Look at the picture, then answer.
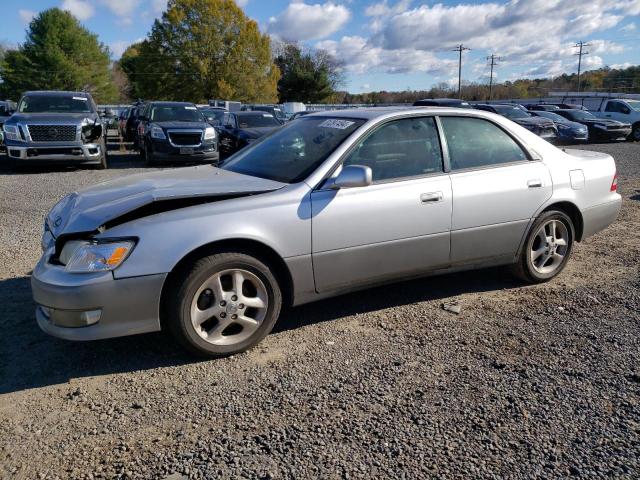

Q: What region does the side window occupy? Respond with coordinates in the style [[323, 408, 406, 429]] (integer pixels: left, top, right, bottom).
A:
[[441, 117, 528, 171], [342, 117, 443, 182], [605, 101, 621, 113]]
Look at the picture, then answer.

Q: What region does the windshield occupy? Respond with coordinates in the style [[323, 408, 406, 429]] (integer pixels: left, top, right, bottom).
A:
[[567, 110, 596, 121], [222, 117, 365, 183], [626, 100, 640, 111], [201, 109, 226, 122], [150, 105, 204, 122], [237, 114, 282, 128], [495, 106, 530, 119], [18, 95, 93, 113]]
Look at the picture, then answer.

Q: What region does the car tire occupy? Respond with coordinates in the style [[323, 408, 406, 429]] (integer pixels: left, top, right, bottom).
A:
[[512, 210, 574, 284], [630, 123, 640, 142], [165, 252, 282, 357]]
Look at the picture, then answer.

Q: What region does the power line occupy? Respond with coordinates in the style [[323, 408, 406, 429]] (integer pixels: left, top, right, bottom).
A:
[[451, 44, 471, 99], [573, 41, 591, 92], [486, 54, 504, 100]]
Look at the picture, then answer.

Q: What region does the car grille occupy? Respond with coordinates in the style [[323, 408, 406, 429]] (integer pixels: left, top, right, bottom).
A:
[[606, 125, 628, 131], [28, 124, 77, 142], [168, 132, 202, 146]]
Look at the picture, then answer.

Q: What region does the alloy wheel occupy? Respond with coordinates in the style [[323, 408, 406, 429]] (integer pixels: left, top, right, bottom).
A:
[[189, 268, 268, 346], [530, 219, 569, 275]]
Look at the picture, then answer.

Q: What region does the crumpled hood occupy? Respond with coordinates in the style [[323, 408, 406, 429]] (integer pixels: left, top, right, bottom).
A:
[[8, 112, 98, 124], [239, 127, 278, 139], [47, 166, 286, 237]]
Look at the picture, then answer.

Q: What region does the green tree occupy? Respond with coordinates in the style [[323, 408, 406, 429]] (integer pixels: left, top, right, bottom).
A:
[[0, 8, 116, 102], [274, 42, 344, 103], [121, 0, 279, 103]]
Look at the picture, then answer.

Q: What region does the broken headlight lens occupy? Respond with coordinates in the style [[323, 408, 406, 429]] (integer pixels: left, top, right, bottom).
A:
[[62, 240, 135, 273]]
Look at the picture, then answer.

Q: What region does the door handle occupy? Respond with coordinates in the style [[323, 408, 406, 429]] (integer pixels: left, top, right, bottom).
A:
[[527, 179, 543, 188], [420, 192, 443, 203]]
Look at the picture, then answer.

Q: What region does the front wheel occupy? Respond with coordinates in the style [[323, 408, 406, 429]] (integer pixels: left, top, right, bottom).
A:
[[165, 252, 282, 357], [512, 210, 574, 283], [630, 124, 640, 142], [94, 138, 108, 170]]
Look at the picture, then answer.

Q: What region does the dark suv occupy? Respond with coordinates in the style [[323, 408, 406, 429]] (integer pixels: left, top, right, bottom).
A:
[[138, 102, 219, 166], [2, 91, 107, 168]]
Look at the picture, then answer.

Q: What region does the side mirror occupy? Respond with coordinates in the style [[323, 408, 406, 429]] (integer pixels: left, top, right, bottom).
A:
[[329, 165, 372, 189]]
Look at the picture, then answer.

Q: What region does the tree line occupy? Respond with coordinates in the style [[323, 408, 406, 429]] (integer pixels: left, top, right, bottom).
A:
[[0, 0, 638, 105]]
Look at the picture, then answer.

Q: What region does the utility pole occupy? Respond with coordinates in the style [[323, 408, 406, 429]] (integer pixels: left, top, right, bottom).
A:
[[573, 41, 591, 92], [486, 54, 504, 100], [452, 44, 471, 99]]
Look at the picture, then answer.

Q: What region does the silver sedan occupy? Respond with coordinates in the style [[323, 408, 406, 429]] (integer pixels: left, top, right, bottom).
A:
[[32, 108, 621, 356]]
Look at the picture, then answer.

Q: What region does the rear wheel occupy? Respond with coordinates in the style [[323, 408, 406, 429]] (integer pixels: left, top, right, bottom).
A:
[[512, 210, 574, 283], [165, 252, 282, 357], [145, 141, 156, 166], [630, 123, 640, 142]]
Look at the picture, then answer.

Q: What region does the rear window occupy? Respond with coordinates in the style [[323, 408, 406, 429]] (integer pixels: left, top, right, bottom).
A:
[[237, 114, 281, 128]]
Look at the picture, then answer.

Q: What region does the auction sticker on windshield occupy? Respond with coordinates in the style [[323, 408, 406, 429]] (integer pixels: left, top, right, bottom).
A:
[[319, 119, 355, 129], [72, 97, 88, 101]]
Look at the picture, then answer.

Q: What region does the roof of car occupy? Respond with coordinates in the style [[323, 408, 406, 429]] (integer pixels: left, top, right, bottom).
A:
[[23, 90, 92, 97], [304, 106, 482, 120], [148, 101, 196, 107]]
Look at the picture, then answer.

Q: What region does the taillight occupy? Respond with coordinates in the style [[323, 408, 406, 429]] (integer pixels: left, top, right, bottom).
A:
[[610, 172, 618, 192]]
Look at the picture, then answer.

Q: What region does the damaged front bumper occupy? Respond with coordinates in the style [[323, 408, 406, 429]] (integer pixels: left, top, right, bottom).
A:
[[31, 248, 166, 341], [5, 141, 103, 164]]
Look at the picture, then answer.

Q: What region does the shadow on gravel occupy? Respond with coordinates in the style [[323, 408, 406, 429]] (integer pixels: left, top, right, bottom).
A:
[[0, 151, 146, 175], [631, 192, 640, 201], [0, 276, 191, 395], [0, 267, 522, 394], [275, 266, 521, 334]]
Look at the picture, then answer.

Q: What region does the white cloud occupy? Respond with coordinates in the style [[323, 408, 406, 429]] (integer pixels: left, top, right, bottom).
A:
[[317, 35, 457, 76], [60, 0, 95, 21], [235, 0, 249, 7], [365, 0, 411, 17], [620, 22, 636, 33], [364, 0, 635, 80], [267, 2, 351, 41], [99, 0, 141, 24], [151, 0, 168, 16], [109, 38, 143, 58], [18, 9, 36, 25], [610, 62, 634, 70]]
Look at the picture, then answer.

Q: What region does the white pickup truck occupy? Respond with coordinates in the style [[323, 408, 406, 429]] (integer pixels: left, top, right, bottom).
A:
[[589, 98, 640, 141]]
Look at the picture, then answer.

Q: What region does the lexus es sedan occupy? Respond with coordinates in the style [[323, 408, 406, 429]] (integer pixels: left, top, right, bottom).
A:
[[32, 108, 621, 357]]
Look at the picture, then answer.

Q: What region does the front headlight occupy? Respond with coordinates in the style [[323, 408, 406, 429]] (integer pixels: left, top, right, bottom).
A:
[[3, 124, 21, 141], [557, 124, 570, 130], [150, 126, 166, 140], [61, 240, 135, 273], [204, 126, 216, 140]]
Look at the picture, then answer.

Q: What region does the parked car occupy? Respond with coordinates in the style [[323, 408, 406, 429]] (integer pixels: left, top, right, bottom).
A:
[[474, 104, 557, 140], [554, 103, 588, 111], [554, 109, 632, 142], [198, 106, 227, 126], [0, 100, 16, 152], [99, 108, 118, 130], [117, 108, 130, 138], [121, 104, 145, 145], [3, 91, 107, 168], [241, 105, 287, 124], [525, 104, 560, 111], [587, 98, 640, 141], [413, 98, 471, 107], [32, 107, 621, 357], [137, 101, 219, 166], [217, 111, 282, 158], [528, 110, 588, 143]]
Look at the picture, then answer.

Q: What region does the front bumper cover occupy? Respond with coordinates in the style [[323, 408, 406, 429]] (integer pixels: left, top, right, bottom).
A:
[[6, 142, 103, 163], [31, 251, 166, 341]]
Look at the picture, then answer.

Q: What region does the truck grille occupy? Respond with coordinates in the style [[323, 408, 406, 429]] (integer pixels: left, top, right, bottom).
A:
[[168, 132, 202, 146], [28, 125, 77, 142]]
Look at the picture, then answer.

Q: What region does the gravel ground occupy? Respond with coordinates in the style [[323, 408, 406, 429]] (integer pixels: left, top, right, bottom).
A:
[[0, 141, 639, 479]]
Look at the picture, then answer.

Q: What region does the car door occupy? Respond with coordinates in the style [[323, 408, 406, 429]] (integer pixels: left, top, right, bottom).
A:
[[218, 113, 237, 157], [311, 116, 452, 293], [440, 116, 552, 265], [603, 100, 630, 123]]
